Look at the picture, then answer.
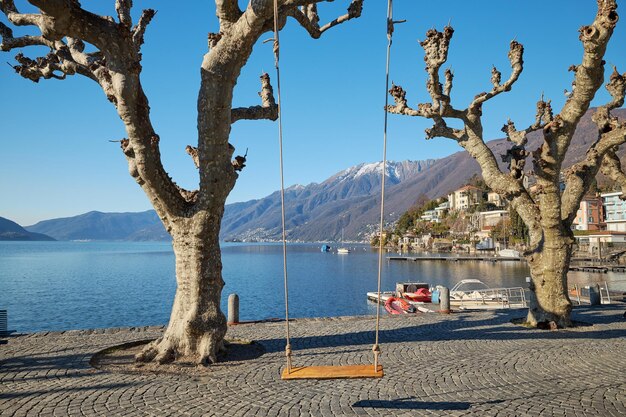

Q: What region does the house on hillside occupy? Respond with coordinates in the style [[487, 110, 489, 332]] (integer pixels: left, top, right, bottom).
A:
[[419, 201, 449, 223], [420, 209, 438, 223], [447, 185, 484, 211], [401, 232, 419, 247], [572, 195, 604, 231], [435, 201, 449, 218], [487, 191, 506, 208], [478, 210, 509, 230]]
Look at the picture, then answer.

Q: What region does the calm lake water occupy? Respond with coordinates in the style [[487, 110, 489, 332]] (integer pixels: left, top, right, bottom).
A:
[[0, 241, 622, 333]]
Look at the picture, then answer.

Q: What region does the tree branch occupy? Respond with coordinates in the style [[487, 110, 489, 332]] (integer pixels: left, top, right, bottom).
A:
[[26, 0, 119, 50], [600, 149, 626, 198], [386, 84, 422, 117], [501, 98, 553, 146], [132, 9, 156, 50], [215, 0, 242, 33], [186, 145, 200, 169], [561, 119, 626, 223], [420, 25, 454, 113], [231, 73, 278, 123], [0, 21, 52, 51], [115, 0, 132, 28], [604, 66, 626, 111], [288, 0, 363, 39], [1, 0, 44, 28], [552, 0, 618, 159], [561, 63, 626, 222], [386, 84, 466, 141], [468, 40, 524, 114]]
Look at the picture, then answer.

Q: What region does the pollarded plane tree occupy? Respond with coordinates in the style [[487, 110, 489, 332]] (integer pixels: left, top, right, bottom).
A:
[[386, 0, 625, 327], [0, 0, 363, 364]]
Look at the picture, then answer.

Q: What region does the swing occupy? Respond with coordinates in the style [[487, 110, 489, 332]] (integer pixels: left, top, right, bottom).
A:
[[272, 0, 401, 380]]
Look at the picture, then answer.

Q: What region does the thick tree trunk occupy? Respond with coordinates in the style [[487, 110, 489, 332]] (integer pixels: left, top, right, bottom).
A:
[[136, 215, 227, 365], [526, 231, 573, 328]]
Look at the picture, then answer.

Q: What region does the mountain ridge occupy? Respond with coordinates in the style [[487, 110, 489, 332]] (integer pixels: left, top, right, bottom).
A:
[[18, 107, 626, 242], [0, 216, 55, 241], [25, 210, 170, 241]]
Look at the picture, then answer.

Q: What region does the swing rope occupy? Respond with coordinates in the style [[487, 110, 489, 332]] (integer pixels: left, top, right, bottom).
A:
[[271, 0, 293, 373], [374, 0, 403, 372], [275, 0, 400, 378]]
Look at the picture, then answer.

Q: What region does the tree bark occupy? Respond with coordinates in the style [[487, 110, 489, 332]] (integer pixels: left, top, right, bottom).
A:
[[137, 216, 227, 364], [525, 229, 573, 327]]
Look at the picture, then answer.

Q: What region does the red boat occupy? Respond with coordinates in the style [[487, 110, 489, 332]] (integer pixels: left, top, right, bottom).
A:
[[384, 297, 416, 314], [402, 287, 432, 303]]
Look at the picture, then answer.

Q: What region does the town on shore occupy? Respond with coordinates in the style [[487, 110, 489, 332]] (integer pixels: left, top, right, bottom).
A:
[[376, 175, 626, 260]]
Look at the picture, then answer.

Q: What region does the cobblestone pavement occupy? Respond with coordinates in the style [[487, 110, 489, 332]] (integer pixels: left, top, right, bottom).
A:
[[1, 305, 625, 416]]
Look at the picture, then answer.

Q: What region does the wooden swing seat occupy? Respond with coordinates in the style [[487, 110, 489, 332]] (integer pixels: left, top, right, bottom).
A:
[[281, 364, 384, 380]]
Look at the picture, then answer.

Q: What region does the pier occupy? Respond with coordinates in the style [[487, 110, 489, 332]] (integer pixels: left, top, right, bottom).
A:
[[388, 256, 523, 262], [569, 265, 626, 273]]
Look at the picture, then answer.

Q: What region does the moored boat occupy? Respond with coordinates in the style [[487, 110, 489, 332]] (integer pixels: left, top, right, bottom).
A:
[[498, 248, 521, 258], [337, 228, 350, 254], [402, 287, 432, 303], [384, 297, 416, 314]]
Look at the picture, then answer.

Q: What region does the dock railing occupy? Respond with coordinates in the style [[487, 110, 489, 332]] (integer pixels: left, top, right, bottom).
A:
[[569, 279, 626, 305], [451, 287, 527, 309]]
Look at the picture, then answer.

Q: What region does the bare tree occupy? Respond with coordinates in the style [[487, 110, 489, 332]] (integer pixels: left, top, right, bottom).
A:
[[0, 0, 363, 364], [386, 0, 625, 327]]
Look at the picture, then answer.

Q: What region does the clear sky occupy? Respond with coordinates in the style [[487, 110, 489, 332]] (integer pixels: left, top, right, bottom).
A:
[[1, 1, 625, 226]]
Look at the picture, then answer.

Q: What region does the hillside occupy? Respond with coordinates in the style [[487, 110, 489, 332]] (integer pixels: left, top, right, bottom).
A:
[[221, 160, 436, 241], [25, 210, 170, 241], [0, 217, 55, 241], [222, 107, 626, 242]]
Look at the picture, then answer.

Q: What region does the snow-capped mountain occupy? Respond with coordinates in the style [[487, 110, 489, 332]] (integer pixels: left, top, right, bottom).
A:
[[220, 160, 435, 242]]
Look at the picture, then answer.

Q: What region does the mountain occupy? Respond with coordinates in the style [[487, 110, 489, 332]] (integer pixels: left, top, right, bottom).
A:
[[19, 107, 626, 243], [222, 107, 626, 242], [25, 210, 169, 241], [0, 216, 55, 241], [221, 160, 436, 242]]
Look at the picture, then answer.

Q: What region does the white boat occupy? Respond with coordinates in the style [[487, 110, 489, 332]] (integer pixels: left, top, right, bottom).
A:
[[498, 248, 521, 258], [337, 228, 350, 254], [448, 279, 527, 309]]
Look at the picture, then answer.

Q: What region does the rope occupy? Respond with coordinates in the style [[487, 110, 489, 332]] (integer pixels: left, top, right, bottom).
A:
[[373, 0, 397, 372], [272, 0, 291, 373], [275, 0, 400, 376]]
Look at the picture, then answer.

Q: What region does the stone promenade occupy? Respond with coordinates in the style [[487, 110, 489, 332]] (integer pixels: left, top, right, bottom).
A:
[[1, 305, 625, 416]]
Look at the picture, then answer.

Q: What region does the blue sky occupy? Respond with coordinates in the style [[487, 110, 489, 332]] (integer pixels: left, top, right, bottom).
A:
[[1, 1, 625, 226]]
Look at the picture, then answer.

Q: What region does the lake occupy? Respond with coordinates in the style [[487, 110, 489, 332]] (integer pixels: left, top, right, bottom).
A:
[[0, 241, 622, 333]]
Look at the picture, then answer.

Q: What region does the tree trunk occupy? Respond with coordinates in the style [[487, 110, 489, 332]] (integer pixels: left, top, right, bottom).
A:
[[526, 231, 573, 328], [136, 215, 227, 365]]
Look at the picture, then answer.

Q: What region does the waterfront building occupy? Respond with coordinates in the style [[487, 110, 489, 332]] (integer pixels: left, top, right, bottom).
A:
[[573, 195, 605, 231], [477, 210, 509, 231], [601, 191, 626, 232]]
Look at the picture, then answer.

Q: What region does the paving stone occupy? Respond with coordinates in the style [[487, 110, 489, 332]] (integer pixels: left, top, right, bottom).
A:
[[1, 305, 625, 416]]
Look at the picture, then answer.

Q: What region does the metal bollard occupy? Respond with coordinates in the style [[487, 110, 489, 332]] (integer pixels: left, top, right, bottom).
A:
[[227, 293, 239, 324], [439, 287, 451, 314], [588, 284, 601, 306]]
